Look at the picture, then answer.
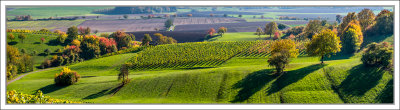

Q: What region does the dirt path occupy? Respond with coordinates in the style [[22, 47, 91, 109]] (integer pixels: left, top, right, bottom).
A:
[[6, 67, 60, 85]]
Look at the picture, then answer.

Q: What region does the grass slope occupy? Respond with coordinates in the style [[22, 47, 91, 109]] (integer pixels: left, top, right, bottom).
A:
[[7, 33, 64, 67]]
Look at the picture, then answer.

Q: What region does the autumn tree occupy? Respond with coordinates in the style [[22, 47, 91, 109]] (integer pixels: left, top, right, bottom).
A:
[[217, 27, 227, 36], [57, 34, 68, 44], [99, 37, 117, 55], [238, 14, 242, 18], [268, 39, 298, 74], [67, 26, 79, 43], [187, 14, 192, 17], [154, 33, 177, 45], [340, 20, 363, 54], [18, 33, 26, 43], [110, 30, 134, 49], [207, 28, 216, 36], [361, 42, 393, 69], [7, 33, 15, 41], [141, 34, 152, 46], [256, 27, 263, 38], [80, 35, 100, 59], [306, 29, 342, 64], [40, 37, 45, 44], [338, 12, 357, 36], [85, 27, 91, 35], [304, 20, 323, 39], [265, 22, 278, 39], [165, 19, 174, 28], [357, 8, 375, 31]]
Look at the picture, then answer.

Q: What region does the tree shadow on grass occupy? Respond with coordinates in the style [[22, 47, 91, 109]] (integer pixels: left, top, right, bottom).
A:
[[339, 64, 385, 97], [33, 42, 41, 44], [266, 64, 326, 95], [8, 41, 18, 45], [37, 84, 67, 94], [324, 53, 353, 61], [83, 84, 124, 99], [230, 69, 275, 103], [375, 78, 393, 103]]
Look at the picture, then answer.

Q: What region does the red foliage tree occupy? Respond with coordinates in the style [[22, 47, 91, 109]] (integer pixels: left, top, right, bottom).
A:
[[207, 28, 216, 36]]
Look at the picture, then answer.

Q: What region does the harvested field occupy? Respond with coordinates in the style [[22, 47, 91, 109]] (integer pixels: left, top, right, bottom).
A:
[[174, 21, 307, 32], [6, 20, 85, 31], [178, 11, 264, 17], [78, 19, 167, 32], [127, 31, 207, 43], [173, 17, 246, 25]]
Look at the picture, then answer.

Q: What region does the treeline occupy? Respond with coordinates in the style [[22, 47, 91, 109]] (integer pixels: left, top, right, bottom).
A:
[[93, 6, 177, 14], [8, 15, 78, 21]]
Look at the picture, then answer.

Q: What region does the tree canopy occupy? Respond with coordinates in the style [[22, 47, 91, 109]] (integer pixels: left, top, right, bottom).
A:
[[306, 29, 342, 63]]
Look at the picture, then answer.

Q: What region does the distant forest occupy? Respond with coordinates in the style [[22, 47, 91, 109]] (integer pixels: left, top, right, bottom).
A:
[[93, 6, 177, 14]]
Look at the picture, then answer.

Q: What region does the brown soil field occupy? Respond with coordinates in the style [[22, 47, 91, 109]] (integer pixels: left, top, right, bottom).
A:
[[173, 17, 246, 25], [78, 19, 167, 32], [127, 31, 207, 43]]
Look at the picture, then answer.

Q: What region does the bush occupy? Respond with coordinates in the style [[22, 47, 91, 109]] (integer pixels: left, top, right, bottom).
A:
[[54, 67, 80, 86], [268, 51, 290, 75], [361, 42, 393, 69], [40, 59, 52, 69], [7, 90, 82, 104]]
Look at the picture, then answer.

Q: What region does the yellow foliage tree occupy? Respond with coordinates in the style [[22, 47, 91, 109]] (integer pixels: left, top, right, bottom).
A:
[[306, 29, 342, 63]]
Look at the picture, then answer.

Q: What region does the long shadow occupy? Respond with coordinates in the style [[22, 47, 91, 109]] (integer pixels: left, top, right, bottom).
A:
[[324, 52, 353, 61], [230, 69, 275, 103], [83, 84, 122, 99], [8, 41, 18, 45], [37, 84, 67, 94], [338, 64, 385, 96], [375, 79, 393, 103], [266, 64, 326, 95]]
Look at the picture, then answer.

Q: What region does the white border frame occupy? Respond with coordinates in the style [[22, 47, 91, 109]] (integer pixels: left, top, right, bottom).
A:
[[1, 1, 399, 109]]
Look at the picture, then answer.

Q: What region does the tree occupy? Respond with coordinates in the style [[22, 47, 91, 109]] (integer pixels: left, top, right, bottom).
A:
[[217, 27, 227, 36], [340, 20, 363, 54], [67, 26, 79, 42], [110, 30, 133, 49], [57, 34, 67, 44], [268, 50, 290, 75], [265, 22, 278, 39], [119, 63, 130, 85], [207, 28, 216, 36], [141, 34, 152, 46], [223, 14, 228, 17], [371, 10, 393, 35], [7, 33, 15, 41], [238, 14, 242, 18], [278, 24, 287, 30], [210, 13, 214, 17], [85, 27, 91, 35], [357, 8, 375, 31], [40, 37, 45, 44], [165, 19, 174, 28], [18, 33, 26, 43], [256, 27, 263, 38], [80, 35, 100, 59], [321, 20, 327, 26], [273, 31, 280, 40], [71, 39, 81, 47], [361, 42, 393, 68], [123, 14, 128, 19], [268, 39, 298, 74], [338, 12, 357, 36], [304, 20, 323, 39], [306, 29, 342, 64], [187, 14, 192, 17], [94, 30, 99, 34], [336, 15, 342, 23]]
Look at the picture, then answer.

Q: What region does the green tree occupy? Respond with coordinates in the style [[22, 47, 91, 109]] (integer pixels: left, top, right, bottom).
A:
[[165, 19, 174, 28], [119, 63, 130, 85], [141, 34, 152, 46], [306, 29, 342, 64], [304, 20, 323, 39], [336, 15, 342, 23], [357, 8, 375, 31], [18, 33, 26, 43], [80, 35, 100, 59], [278, 24, 287, 30], [123, 14, 128, 19], [57, 34, 68, 44], [256, 27, 263, 38], [67, 26, 79, 42], [373, 10, 393, 35], [361, 42, 393, 69], [265, 22, 278, 39], [340, 20, 363, 54], [268, 50, 290, 75]]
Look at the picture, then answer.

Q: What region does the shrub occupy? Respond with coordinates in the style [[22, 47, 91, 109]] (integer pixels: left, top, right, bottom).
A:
[[361, 42, 393, 69], [40, 59, 52, 69], [7, 33, 15, 41], [268, 51, 290, 75], [54, 67, 80, 86], [7, 90, 82, 104]]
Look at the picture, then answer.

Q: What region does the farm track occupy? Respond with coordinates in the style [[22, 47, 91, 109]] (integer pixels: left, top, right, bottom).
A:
[[6, 67, 61, 85]]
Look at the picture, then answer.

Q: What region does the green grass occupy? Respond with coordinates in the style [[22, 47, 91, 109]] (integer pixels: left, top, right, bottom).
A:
[[208, 32, 285, 42], [6, 33, 64, 67], [7, 7, 112, 19], [7, 20, 85, 30]]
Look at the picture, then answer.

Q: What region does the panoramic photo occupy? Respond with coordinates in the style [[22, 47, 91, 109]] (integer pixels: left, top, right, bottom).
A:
[[5, 6, 394, 104]]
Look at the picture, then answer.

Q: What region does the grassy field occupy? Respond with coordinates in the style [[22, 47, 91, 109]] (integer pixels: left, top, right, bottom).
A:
[[7, 20, 85, 31], [7, 7, 112, 19], [6, 33, 64, 68], [7, 39, 393, 103]]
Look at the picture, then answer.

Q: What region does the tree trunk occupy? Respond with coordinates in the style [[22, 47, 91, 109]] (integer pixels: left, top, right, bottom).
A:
[[321, 55, 324, 64]]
